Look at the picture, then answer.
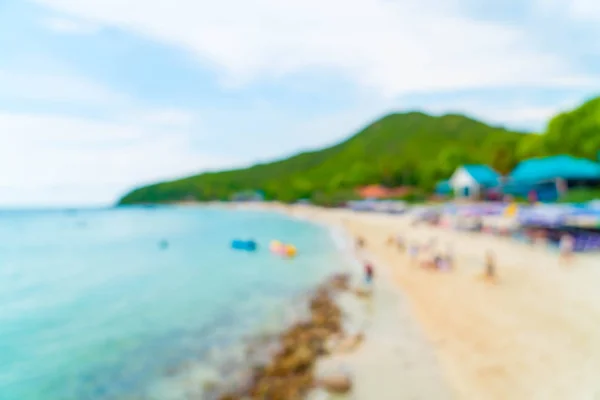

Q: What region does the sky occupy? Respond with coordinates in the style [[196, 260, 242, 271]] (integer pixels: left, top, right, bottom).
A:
[[1, 0, 599, 206]]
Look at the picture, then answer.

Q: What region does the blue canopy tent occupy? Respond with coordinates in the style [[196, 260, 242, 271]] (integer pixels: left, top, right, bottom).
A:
[[435, 180, 452, 196], [505, 155, 600, 202]]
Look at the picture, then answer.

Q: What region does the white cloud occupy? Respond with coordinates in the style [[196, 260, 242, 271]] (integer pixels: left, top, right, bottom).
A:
[[535, 0, 600, 19], [32, 0, 594, 96], [42, 16, 99, 34], [0, 111, 237, 206], [569, 0, 600, 18], [0, 69, 126, 105]]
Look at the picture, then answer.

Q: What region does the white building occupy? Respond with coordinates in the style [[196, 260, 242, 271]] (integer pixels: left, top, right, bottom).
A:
[[449, 165, 500, 199]]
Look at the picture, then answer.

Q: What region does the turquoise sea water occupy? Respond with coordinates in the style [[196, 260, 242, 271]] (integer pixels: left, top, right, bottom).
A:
[[0, 206, 348, 400]]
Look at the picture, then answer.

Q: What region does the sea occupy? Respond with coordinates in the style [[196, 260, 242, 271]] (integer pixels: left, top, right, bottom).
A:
[[0, 206, 352, 400]]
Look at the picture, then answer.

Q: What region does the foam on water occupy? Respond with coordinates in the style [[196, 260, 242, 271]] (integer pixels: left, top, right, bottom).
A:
[[0, 206, 349, 400]]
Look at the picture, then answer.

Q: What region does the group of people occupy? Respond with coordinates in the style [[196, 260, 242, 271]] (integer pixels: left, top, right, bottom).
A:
[[355, 232, 500, 286], [353, 223, 577, 290], [391, 234, 497, 280], [525, 229, 576, 265], [388, 235, 454, 272]]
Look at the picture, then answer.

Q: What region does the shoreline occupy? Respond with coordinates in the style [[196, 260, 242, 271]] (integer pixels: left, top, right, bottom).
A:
[[207, 202, 453, 399], [213, 202, 600, 400]]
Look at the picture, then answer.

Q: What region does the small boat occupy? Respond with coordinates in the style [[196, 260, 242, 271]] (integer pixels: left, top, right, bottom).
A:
[[231, 239, 258, 252]]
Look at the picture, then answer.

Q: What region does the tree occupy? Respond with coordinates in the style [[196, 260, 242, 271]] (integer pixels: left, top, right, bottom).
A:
[[515, 134, 545, 160], [436, 146, 472, 177]]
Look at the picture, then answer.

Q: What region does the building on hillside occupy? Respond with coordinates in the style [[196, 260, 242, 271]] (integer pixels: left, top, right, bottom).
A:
[[449, 165, 501, 199], [356, 184, 412, 199], [230, 190, 265, 202], [503, 155, 600, 202]]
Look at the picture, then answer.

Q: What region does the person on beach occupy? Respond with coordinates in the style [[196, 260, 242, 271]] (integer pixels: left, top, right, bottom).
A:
[[433, 254, 444, 270], [419, 257, 434, 269], [559, 233, 574, 265], [446, 243, 454, 270], [396, 234, 406, 253], [356, 236, 365, 249], [364, 262, 374, 284], [435, 253, 451, 271], [408, 243, 419, 265], [484, 250, 496, 282]]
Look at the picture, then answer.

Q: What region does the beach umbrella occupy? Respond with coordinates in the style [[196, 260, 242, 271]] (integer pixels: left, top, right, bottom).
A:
[[563, 209, 600, 228], [517, 206, 569, 227]]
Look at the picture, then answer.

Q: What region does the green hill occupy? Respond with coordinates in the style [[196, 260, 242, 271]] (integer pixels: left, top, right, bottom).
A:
[[118, 111, 526, 205], [544, 97, 600, 160]]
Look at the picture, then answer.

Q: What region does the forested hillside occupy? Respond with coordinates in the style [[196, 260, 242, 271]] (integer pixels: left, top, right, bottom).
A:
[[119, 111, 524, 204], [118, 96, 600, 205]]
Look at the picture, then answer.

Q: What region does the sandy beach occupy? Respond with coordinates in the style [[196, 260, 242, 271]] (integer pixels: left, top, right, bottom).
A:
[[228, 202, 600, 400]]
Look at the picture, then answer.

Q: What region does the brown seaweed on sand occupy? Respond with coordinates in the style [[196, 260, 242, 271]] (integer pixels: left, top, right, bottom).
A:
[[217, 273, 352, 400]]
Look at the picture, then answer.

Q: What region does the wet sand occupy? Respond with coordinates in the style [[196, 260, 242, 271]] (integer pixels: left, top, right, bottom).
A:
[[222, 202, 452, 399], [233, 202, 600, 400]]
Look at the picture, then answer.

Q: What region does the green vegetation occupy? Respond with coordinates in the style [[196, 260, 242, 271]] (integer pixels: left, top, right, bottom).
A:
[[118, 96, 600, 206], [544, 97, 600, 160], [558, 189, 600, 204]]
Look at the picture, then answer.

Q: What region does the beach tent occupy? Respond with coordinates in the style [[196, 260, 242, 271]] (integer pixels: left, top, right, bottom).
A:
[[455, 204, 505, 217], [347, 200, 377, 211], [449, 165, 501, 198], [506, 155, 600, 202], [517, 205, 573, 227], [510, 155, 600, 182], [435, 180, 452, 195]]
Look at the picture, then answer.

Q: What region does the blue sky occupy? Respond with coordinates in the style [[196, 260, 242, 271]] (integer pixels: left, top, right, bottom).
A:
[[0, 0, 599, 206]]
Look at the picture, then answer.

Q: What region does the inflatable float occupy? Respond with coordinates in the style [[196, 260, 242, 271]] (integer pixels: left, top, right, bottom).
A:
[[269, 240, 297, 258], [231, 239, 257, 252]]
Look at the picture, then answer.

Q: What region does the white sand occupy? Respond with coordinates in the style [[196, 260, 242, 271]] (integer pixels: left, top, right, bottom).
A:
[[319, 267, 453, 400], [232, 203, 600, 400]]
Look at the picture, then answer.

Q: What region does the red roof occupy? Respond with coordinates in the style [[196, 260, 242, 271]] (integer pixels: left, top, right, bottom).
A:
[[357, 185, 412, 199]]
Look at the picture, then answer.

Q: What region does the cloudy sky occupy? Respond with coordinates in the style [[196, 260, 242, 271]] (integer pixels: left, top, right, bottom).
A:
[[1, 0, 598, 206]]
